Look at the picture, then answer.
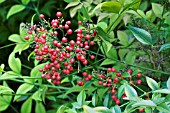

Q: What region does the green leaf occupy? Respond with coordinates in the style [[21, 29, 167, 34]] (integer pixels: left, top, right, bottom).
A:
[[94, 107, 112, 113], [128, 26, 152, 45], [77, 90, 86, 106], [0, 71, 19, 80], [103, 93, 110, 107], [167, 77, 170, 89], [101, 1, 122, 13], [132, 100, 156, 107], [83, 105, 95, 113], [13, 42, 30, 54], [80, 5, 91, 21], [125, 51, 136, 65], [21, 0, 30, 5], [121, 72, 131, 77], [146, 76, 159, 90], [118, 85, 124, 99], [8, 34, 24, 43], [0, 92, 12, 111], [157, 103, 170, 113], [97, 22, 107, 30], [65, 85, 84, 96], [32, 90, 42, 101], [13, 83, 34, 102], [20, 23, 28, 40], [0, 64, 5, 73], [159, 43, 170, 51], [124, 84, 138, 99], [7, 4, 26, 19], [117, 31, 129, 46], [65, 1, 79, 9], [35, 101, 46, 113], [31, 14, 36, 26], [0, 85, 14, 94], [100, 59, 115, 66], [154, 89, 170, 94], [112, 105, 121, 113], [97, 87, 109, 101], [152, 3, 163, 19], [96, 26, 110, 42], [8, 52, 21, 74], [30, 63, 47, 82], [21, 97, 32, 113], [92, 93, 96, 107], [0, 0, 6, 4]]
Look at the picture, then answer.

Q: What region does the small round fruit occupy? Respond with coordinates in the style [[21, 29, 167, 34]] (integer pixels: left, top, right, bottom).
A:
[[115, 99, 120, 105], [136, 79, 142, 85], [40, 14, 44, 18], [67, 29, 73, 35], [56, 12, 62, 17], [24, 36, 30, 40]]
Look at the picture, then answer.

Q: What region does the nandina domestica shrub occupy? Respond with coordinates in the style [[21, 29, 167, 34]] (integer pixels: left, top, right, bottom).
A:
[[0, 0, 170, 113]]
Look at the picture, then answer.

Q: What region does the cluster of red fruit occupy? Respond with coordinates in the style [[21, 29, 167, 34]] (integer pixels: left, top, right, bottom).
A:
[[24, 12, 96, 85], [79, 68, 143, 105]]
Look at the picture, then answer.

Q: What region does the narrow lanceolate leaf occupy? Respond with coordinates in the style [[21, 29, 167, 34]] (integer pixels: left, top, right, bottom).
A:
[[21, 0, 30, 5], [96, 26, 110, 42], [157, 103, 170, 113], [8, 34, 24, 43], [83, 105, 95, 113], [65, 1, 79, 9], [7, 4, 26, 19], [93, 107, 112, 113], [124, 84, 138, 98], [159, 43, 170, 52], [128, 26, 152, 45], [146, 76, 159, 90], [0, 85, 14, 94], [35, 101, 46, 113], [8, 52, 21, 74], [167, 77, 170, 89], [21, 97, 32, 113], [132, 100, 156, 107], [154, 89, 170, 94], [101, 1, 122, 13], [77, 90, 86, 106], [13, 83, 34, 102]]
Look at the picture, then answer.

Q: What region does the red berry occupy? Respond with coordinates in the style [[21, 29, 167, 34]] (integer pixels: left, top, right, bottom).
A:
[[78, 21, 82, 25], [136, 79, 142, 85], [64, 24, 69, 29], [82, 72, 87, 77], [70, 58, 75, 63], [87, 74, 92, 80], [90, 55, 95, 60], [90, 41, 95, 45], [98, 81, 103, 85], [56, 12, 62, 17], [136, 73, 142, 78], [24, 36, 30, 40], [78, 81, 84, 86], [70, 40, 75, 46], [111, 89, 117, 94], [107, 79, 112, 83], [85, 34, 90, 40], [66, 21, 71, 25], [138, 108, 144, 112], [116, 72, 121, 77], [114, 78, 119, 83], [103, 83, 107, 87], [111, 95, 117, 101], [115, 99, 120, 105], [108, 68, 112, 72], [39, 68, 43, 72], [77, 29, 82, 33], [62, 37, 67, 43], [127, 69, 132, 74], [111, 68, 116, 72], [40, 14, 44, 19], [67, 29, 73, 35]]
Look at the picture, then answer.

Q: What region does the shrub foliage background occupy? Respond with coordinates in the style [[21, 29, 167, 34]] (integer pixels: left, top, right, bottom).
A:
[[0, 0, 170, 113]]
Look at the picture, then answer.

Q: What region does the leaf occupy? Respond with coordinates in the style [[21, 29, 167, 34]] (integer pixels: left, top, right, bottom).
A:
[[112, 105, 121, 113], [0, 92, 12, 111], [97, 87, 109, 101], [13, 83, 34, 102], [92, 93, 96, 107], [132, 100, 156, 107], [0, 64, 5, 73], [101, 1, 122, 13], [125, 51, 136, 65], [80, 5, 91, 21], [157, 103, 170, 113], [7, 4, 26, 19], [94, 107, 112, 113], [118, 85, 124, 99], [146, 76, 159, 90], [21, 97, 32, 113], [0, 85, 14, 94], [30, 63, 48, 82], [121, 72, 131, 78], [97, 22, 107, 30], [167, 77, 170, 89], [100, 59, 115, 66], [152, 3, 163, 19], [65, 85, 84, 96], [20, 23, 28, 41], [159, 43, 170, 51], [35, 101, 46, 113], [117, 31, 129, 46], [77, 90, 86, 106], [0, 0, 6, 4], [128, 26, 152, 45], [154, 89, 170, 94], [8, 52, 21, 74], [65, 1, 79, 9], [13, 42, 30, 54], [32, 90, 42, 101], [124, 84, 138, 99], [31, 14, 36, 26], [96, 26, 110, 42], [0, 71, 19, 80], [21, 0, 30, 5], [8, 34, 24, 43], [83, 105, 95, 113], [103, 93, 110, 107]]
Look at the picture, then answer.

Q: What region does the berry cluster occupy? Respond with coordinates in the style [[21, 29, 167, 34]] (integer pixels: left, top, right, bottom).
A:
[[24, 12, 96, 85], [79, 68, 143, 105]]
